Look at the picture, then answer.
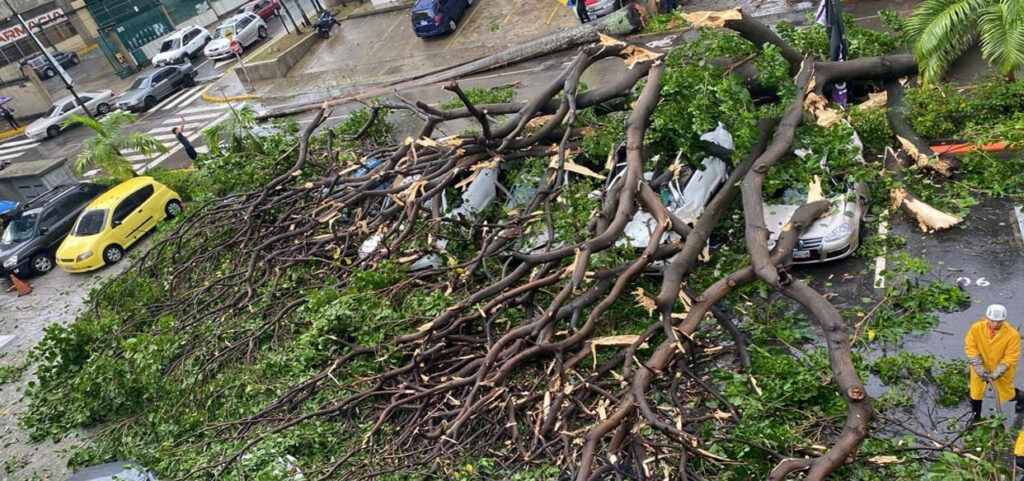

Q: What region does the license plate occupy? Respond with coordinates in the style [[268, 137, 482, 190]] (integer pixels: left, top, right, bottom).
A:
[[793, 249, 811, 259], [419, 20, 429, 25]]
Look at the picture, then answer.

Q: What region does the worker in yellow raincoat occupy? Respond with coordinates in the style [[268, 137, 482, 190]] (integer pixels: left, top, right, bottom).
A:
[[965, 304, 1023, 420], [1015, 431, 1024, 470]]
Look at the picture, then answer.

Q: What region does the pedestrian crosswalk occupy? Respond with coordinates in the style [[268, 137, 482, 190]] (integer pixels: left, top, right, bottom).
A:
[[149, 86, 206, 113], [118, 107, 231, 174], [0, 136, 41, 162]]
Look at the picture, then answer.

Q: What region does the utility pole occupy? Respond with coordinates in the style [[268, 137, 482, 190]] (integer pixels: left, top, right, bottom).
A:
[[3, 0, 93, 119]]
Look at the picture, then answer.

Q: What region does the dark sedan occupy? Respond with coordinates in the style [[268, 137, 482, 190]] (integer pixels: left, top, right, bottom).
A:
[[0, 182, 104, 278], [115, 64, 196, 112], [20, 51, 80, 79]]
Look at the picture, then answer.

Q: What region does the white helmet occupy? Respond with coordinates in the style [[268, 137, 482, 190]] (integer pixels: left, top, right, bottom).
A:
[[986, 304, 1008, 321]]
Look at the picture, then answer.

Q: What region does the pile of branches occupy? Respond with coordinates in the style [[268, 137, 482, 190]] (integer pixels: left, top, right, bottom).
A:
[[104, 11, 920, 481]]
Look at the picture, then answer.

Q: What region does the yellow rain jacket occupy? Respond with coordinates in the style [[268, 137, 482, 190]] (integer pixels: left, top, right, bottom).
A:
[[965, 319, 1020, 402]]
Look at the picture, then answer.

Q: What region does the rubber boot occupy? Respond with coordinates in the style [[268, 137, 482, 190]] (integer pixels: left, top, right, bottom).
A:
[[970, 398, 983, 421]]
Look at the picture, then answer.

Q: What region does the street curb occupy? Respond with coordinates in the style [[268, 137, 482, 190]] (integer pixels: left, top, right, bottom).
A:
[[344, 1, 414, 19], [0, 127, 25, 141]]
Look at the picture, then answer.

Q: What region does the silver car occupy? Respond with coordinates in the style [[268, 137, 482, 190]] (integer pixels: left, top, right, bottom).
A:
[[151, 26, 212, 66], [115, 65, 196, 112], [585, 0, 622, 19], [764, 125, 867, 263], [25, 90, 115, 140], [204, 12, 268, 60]]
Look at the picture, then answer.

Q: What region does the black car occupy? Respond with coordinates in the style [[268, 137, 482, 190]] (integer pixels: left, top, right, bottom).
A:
[[0, 182, 105, 277], [411, 0, 472, 37], [21, 51, 80, 79]]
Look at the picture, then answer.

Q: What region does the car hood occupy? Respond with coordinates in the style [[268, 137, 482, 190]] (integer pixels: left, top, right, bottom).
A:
[[26, 116, 55, 132], [57, 234, 100, 258], [0, 239, 31, 259], [764, 194, 855, 240], [116, 89, 148, 104], [151, 50, 179, 63], [206, 38, 230, 51]]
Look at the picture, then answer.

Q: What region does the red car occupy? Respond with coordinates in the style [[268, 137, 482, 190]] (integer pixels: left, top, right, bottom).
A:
[[238, 0, 280, 19]]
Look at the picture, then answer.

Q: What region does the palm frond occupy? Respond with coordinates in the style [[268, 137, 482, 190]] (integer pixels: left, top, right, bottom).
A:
[[907, 0, 990, 82], [119, 132, 169, 156], [978, 0, 1024, 77], [63, 113, 103, 134]]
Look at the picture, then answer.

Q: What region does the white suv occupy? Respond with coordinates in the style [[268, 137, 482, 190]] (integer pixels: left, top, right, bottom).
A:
[[204, 13, 268, 60], [151, 26, 212, 66]]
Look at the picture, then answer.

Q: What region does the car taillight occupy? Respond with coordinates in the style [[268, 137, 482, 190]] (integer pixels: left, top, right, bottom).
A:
[[434, 13, 440, 22]]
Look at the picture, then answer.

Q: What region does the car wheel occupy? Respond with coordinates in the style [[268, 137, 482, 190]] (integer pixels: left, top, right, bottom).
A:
[[143, 96, 157, 110], [96, 103, 110, 115], [29, 252, 54, 275], [70, 54, 80, 65], [102, 244, 123, 265], [46, 125, 60, 138], [258, 26, 268, 40], [165, 200, 183, 219], [448, 19, 457, 32], [184, 76, 196, 87], [43, 67, 55, 78]]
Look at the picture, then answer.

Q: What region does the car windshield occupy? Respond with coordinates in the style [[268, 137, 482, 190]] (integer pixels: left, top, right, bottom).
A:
[[215, 25, 236, 38], [72, 209, 107, 236], [159, 38, 181, 52], [129, 77, 150, 89], [1, 212, 37, 244]]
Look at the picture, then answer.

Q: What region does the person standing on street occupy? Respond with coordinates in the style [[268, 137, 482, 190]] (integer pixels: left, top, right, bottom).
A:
[[172, 117, 198, 161], [966, 304, 1023, 421], [1, 106, 17, 129], [574, 0, 591, 23]]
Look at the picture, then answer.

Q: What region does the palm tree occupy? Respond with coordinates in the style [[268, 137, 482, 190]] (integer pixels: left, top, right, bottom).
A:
[[202, 102, 259, 156], [62, 111, 168, 180], [906, 0, 1024, 83]]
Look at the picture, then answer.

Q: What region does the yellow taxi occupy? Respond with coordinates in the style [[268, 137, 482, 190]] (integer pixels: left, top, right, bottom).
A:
[[56, 177, 182, 273]]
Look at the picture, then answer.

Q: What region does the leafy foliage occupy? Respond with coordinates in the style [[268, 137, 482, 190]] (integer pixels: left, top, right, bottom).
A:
[[776, 13, 902, 60], [439, 85, 516, 110], [907, 0, 1024, 82], [67, 111, 168, 180]]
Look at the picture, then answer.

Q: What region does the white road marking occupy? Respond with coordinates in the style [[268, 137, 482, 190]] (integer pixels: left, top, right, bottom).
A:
[[0, 334, 16, 351], [83, 169, 100, 177], [0, 137, 39, 147], [162, 111, 223, 125], [0, 142, 42, 154], [170, 88, 206, 111], [162, 87, 204, 111], [873, 214, 889, 289], [143, 112, 229, 172], [1015, 205, 1024, 246], [179, 104, 226, 115], [151, 88, 193, 112], [0, 152, 27, 161]]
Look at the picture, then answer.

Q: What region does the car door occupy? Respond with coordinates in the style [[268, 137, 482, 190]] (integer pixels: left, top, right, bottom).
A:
[[110, 185, 155, 247], [184, 29, 201, 55], [236, 15, 254, 45], [152, 70, 172, 98], [36, 207, 62, 250], [54, 100, 76, 128]]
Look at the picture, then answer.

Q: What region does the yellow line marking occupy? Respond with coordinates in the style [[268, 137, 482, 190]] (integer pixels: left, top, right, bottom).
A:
[[368, 11, 406, 59], [446, 0, 484, 49], [76, 43, 98, 55], [502, 13, 510, 24], [0, 127, 24, 141], [545, 6, 557, 25]]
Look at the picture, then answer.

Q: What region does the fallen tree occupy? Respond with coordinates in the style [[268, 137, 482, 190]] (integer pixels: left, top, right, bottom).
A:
[[25, 9, 999, 481]]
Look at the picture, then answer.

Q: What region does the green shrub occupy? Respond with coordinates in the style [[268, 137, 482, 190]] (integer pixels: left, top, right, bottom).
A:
[[848, 107, 894, 154], [144, 168, 207, 202], [439, 86, 515, 110]]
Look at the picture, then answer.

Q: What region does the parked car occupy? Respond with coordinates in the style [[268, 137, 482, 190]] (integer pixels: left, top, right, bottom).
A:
[[584, 0, 622, 19], [238, 0, 281, 19], [25, 90, 115, 140], [205, 12, 268, 60], [151, 26, 212, 66], [20, 50, 79, 79], [764, 124, 867, 263], [115, 64, 196, 112], [57, 177, 182, 273], [0, 183, 104, 277], [66, 461, 157, 481], [410, 0, 472, 37]]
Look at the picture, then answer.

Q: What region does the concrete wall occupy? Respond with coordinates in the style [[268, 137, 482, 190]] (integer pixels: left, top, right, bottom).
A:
[[0, 75, 53, 119], [240, 32, 316, 81]]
